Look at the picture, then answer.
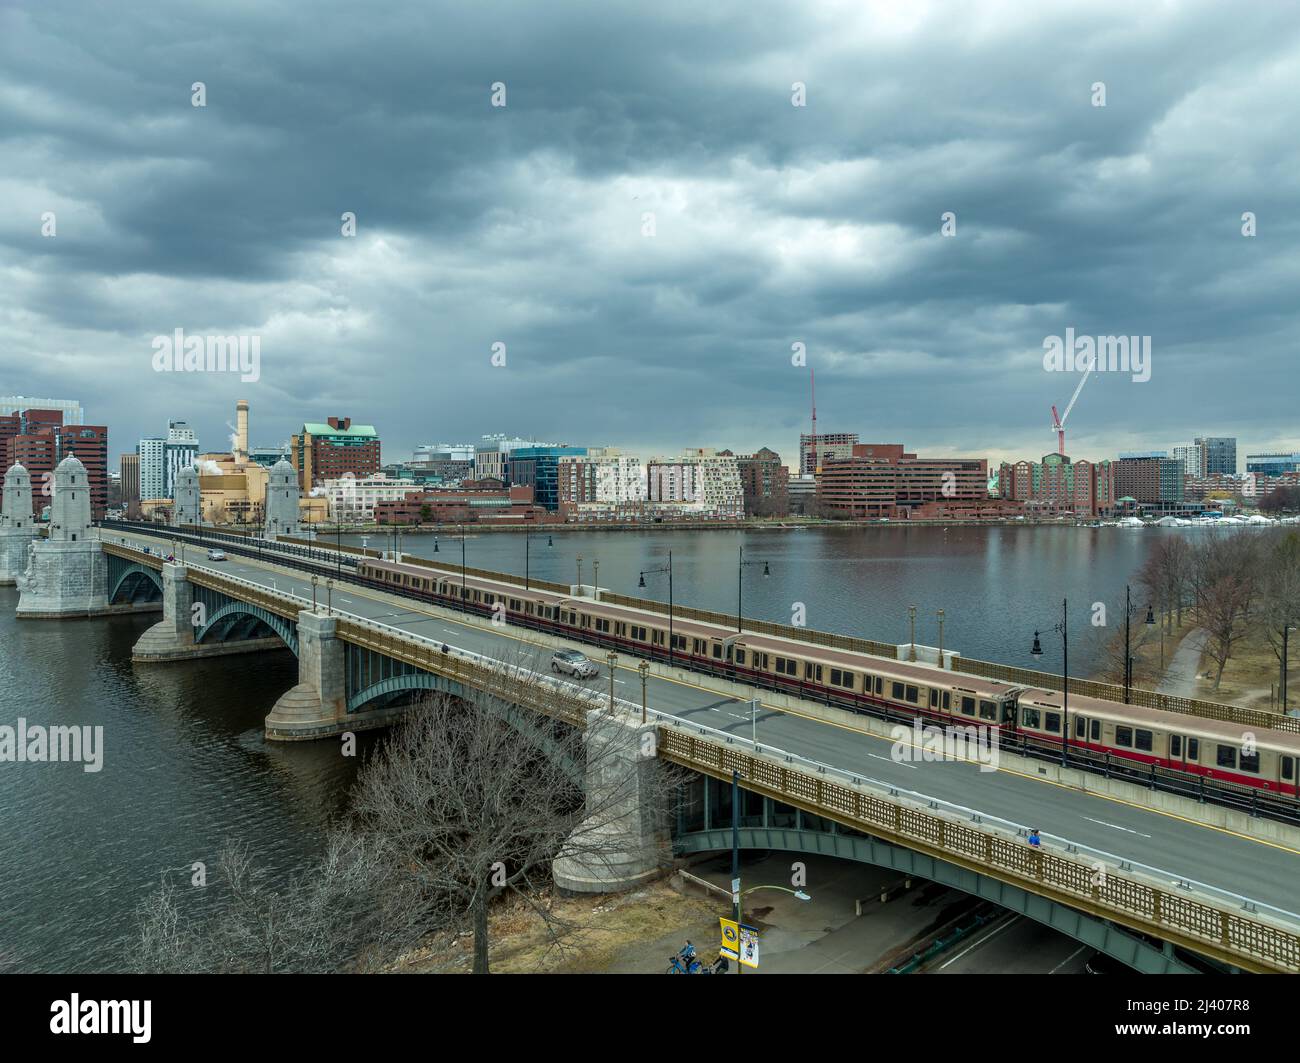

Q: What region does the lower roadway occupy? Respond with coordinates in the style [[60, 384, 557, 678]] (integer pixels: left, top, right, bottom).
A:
[[108, 528, 1300, 922]]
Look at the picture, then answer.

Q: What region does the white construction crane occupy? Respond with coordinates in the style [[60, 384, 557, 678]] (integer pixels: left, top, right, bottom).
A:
[[1051, 353, 1095, 457]]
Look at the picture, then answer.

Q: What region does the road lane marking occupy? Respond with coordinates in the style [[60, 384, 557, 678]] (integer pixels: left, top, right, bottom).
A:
[[1050, 944, 1088, 974], [938, 915, 1019, 970], [1082, 817, 1152, 838]]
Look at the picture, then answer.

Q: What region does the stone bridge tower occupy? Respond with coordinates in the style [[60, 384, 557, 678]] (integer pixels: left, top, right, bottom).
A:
[[265, 458, 300, 538], [174, 464, 201, 525], [16, 455, 108, 616], [0, 462, 36, 584]]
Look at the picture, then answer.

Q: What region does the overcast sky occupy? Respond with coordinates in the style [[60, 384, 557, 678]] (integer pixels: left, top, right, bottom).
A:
[[2, 0, 1297, 470]]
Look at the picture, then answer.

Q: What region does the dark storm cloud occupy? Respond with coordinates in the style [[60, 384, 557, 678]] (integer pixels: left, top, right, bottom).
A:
[[2, 0, 1298, 466]]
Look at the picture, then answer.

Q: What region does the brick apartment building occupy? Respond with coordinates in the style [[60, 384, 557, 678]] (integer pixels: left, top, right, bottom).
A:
[[373, 480, 549, 525], [998, 452, 1116, 517], [816, 443, 988, 519], [732, 447, 789, 517], [1, 408, 109, 519], [291, 417, 381, 488]]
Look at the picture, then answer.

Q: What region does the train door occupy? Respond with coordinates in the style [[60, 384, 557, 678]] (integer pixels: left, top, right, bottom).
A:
[[1281, 754, 1297, 797], [1169, 734, 1199, 773]]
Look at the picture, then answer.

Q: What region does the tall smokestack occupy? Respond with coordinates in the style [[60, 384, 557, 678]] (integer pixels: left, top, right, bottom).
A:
[[235, 399, 249, 465]]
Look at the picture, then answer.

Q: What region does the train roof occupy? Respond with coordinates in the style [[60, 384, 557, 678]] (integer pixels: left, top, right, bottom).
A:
[[1019, 687, 1300, 751]]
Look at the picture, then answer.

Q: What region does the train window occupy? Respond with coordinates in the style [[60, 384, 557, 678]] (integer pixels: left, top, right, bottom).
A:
[[961, 696, 975, 715], [1021, 708, 1040, 728], [978, 699, 995, 720], [1187, 738, 1199, 761], [1087, 719, 1098, 741], [632, 625, 647, 641], [1216, 745, 1236, 770], [712, 644, 723, 659], [807, 663, 823, 682], [929, 689, 938, 708], [832, 669, 854, 689], [672, 634, 687, 650], [892, 682, 906, 701], [1284, 757, 1294, 781], [1135, 730, 1153, 752], [1240, 750, 1259, 774], [1170, 735, 1182, 757], [906, 685, 919, 703], [1044, 712, 1060, 734], [595, 618, 611, 634], [652, 630, 664, 645], [875, 677, 883, 696], [511, 599, 521, 611], [1115, 726, 1132, 748], [776, 657, 798, 676], [943, 692, 951, 710], [1075, 716, 1086, 739], [735, 649, 746, 665]]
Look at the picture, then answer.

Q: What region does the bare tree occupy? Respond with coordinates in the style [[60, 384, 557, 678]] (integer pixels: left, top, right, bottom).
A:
[[1258, 531, 1300, 706], [348, 676, 676, 973], [130, 654, 679, 974]]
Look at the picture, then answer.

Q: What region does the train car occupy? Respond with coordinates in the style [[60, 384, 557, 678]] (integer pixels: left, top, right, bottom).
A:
[[1016, 688, 1300, 795], [352, 555, 1300, 797]]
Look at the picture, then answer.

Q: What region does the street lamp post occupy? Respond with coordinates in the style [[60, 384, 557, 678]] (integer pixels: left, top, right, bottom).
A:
[[311, 575, 318, 611], [1031, 598, 1070, 765], [593, 559, 600, 597], [908, 605, 917, 662], [937, 609, 946, 668], [639, 660, 649, 723], [607, 652, 618, 712], [326, 577, 334, 616], [577, 555, 584, 595], [639, 552, 674, 666], [737, 546, 770, 633]]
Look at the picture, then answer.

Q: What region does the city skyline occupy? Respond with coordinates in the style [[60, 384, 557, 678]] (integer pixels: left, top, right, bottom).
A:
[[3, 1, 1299, 468]]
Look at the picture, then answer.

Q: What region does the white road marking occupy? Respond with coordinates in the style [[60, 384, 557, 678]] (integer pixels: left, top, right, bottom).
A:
[[1082, 817, 1152, 838], [938, 916, 1019, 970], [1050, 944, 1088, 974]]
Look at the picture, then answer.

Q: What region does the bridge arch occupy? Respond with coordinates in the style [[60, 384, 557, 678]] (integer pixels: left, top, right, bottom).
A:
[[195, 600, 299, 656], [675, 824, 1201, 974], [107, 561, 163, 605]]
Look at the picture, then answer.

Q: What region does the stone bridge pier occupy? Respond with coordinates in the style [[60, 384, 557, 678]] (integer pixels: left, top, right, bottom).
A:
[[132, 563, 283, 662], [553, 710, 670, 894]]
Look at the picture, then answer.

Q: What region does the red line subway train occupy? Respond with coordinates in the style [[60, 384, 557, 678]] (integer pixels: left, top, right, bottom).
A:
[[356, 557, 1300, 797]]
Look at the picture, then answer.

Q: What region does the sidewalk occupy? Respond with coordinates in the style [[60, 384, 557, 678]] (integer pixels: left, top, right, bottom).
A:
[[1157, 627, 1208, 698]]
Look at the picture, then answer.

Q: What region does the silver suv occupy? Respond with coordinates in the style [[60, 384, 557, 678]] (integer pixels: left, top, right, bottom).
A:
[[551, 650, 598, 679]]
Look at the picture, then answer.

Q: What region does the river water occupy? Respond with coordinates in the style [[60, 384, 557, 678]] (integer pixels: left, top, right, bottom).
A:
[[1, 524, 1163, 971]]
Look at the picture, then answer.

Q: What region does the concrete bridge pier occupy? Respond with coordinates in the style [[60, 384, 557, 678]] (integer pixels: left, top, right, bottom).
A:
[[131, 563, 196, 660], [264, 611, 349, 741], [553, 710, 670, 894]]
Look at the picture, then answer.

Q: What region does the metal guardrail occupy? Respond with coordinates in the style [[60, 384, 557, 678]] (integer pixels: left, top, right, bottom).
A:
[[100, 535, 1300, 971]]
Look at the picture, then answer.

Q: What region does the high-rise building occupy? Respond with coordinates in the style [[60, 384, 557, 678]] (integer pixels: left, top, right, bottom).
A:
[[1196, 437, 1237, 476], [120, 454, 140, 505], [138, 437, 166, 499], [556, 448, 646, 511], [291, 417, 381, 488], [164, 420, 199, 497], [817, 443, 987, 519], [799, 432, 858, 476], [1171, 443, 1206, 479]]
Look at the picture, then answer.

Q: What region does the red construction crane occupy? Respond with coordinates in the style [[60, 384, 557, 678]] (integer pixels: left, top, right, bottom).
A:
[[1051, 358, 1095, 457]]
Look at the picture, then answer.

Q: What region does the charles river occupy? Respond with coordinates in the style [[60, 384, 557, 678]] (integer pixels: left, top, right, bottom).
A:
[[1, 524, 1162, 971]]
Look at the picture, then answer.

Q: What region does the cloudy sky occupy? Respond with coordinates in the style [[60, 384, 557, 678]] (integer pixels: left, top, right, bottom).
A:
[[2, 0, 1298, 470]]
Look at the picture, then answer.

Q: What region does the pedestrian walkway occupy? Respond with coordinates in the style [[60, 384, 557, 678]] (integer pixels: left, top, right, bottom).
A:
[[1157, 627, 1208, 698]]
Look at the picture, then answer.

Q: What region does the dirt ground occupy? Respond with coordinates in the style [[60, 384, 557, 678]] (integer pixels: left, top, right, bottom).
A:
[[392, 875, 722, 974]]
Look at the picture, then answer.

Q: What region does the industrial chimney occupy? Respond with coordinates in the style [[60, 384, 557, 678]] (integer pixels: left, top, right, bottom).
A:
[[235, 399, 249, 465]]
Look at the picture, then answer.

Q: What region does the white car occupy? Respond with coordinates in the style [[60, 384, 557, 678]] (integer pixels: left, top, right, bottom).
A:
[[551, 650, 598, 679], [207, 549, 227, 561]]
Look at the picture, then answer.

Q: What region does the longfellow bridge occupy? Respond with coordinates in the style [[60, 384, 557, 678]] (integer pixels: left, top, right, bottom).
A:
[[17, 516, 1300, 975]]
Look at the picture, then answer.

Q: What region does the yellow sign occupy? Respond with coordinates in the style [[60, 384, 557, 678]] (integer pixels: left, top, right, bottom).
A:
[[719, 918, 740, 961], [720, 917, 760, 968]]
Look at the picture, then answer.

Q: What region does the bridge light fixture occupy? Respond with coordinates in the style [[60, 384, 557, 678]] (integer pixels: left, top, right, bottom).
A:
[[1145, 604, 1156, 626], [1030, 631, 1043, 657]]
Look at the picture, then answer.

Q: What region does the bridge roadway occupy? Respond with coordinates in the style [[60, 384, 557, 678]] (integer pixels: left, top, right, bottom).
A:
[[109, 528, 1300, 925]]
